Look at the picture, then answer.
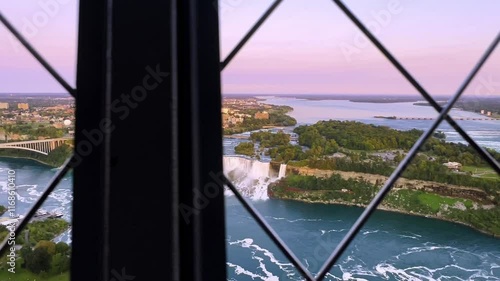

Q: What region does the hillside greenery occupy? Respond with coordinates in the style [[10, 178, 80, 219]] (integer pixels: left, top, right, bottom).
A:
[[270, 174, 500, 236], [243, 121, 499, 195], [0, 218, 70, 278], [250, 131, 290, 148], [1, 124, 65, 141]]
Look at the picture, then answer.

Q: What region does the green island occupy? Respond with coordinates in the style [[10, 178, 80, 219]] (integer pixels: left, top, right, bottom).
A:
[[240, 120, 500, 236], [0, 217, 70, 280], [235, 131, 291, 158]]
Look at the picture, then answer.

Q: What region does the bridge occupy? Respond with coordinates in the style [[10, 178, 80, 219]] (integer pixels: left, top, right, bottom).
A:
[[0, 138, 71, 155]]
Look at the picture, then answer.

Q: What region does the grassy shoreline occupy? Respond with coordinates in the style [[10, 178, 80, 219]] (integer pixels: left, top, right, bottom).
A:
[[269, 195, 499, 238], [0, 270, 69, 281], [269, 173, 500, 237]]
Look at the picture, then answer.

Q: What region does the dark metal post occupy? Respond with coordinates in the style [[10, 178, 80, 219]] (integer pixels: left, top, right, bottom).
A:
[[176, 0, 227, 280], [73, 1, 107, 280], [105, 1, 176, 280], [74, 0, 226, 280]]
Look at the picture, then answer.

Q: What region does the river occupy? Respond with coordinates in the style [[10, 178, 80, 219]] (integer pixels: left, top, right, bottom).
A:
[[0, 97, 498, 280], [0, 157, 73, 243], [225, 97, 500, 280], [226, 197, 500, 280], [259, 97, 500, 152]]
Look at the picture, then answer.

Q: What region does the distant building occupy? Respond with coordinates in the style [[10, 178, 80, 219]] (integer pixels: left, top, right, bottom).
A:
[[329, 152, 347, 159], [0, 103, 8, 109], [487, 111, 492, 116], [443, 162, 462, 171], [221, 107, 229, 114], [17, 103, 29, 110], [254, 111, 269, 120], [480, 109, 485, 114]]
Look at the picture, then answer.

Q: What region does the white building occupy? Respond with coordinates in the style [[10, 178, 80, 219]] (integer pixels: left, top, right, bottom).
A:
[[443, 162, 462, 170]]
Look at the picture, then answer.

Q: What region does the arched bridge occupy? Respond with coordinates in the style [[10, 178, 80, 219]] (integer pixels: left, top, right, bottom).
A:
[[0, 138, 71, 155]]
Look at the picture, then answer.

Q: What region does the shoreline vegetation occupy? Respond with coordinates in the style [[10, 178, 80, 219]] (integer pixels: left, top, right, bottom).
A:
[[270, 189, 499, 238], [0, 218, 71, 279], [0, 144, 72, 168], [413, 99, 500, 118], [234, 118, 500, 237], [268, 171, 500, 237]]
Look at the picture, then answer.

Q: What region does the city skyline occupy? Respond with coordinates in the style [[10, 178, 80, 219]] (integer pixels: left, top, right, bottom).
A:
[[0, 0, 499, 95]]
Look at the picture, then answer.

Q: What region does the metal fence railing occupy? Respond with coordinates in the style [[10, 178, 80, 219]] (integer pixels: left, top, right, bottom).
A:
[[0, 12, 75, 258], [1, 2, 499, 280], [219, 1, 499, 280]]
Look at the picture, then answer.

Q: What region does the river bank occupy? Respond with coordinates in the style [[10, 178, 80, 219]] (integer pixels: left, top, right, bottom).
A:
[[268, 193, 500, 238], [269, 168, 500, 237], [0, 144, 72, 168], [0, 155, 57, 167]]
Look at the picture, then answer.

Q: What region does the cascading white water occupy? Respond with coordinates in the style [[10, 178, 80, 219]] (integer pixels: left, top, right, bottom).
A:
[[223, 156, 279, 200], [278, 164, 287, 179]]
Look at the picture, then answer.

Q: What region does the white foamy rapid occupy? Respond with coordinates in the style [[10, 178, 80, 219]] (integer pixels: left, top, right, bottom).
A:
[[223, 156, 282, 200], [227, 238, 297, 281], [278, 164, 287, 179]]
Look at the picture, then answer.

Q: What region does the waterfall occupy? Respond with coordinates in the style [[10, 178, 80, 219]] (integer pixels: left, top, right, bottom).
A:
[[278, 164, 287, 179], [223, 156, 279, 200]]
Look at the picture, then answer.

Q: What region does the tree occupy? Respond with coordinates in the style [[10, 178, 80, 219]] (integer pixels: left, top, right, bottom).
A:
[[55, 242, 70, 255], [2, 125, 13, 142], [234, 142, 255, 157], [298, 127, 322, 147], [26, 247, 51, 274], [20, 246, 33, 269], [35, 240, 56, 255], [51, 253, 70, 274]]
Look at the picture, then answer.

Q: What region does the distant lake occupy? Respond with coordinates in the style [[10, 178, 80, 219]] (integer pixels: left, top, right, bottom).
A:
[[260, 96, 500, 152], [223, 96, 500, 281]]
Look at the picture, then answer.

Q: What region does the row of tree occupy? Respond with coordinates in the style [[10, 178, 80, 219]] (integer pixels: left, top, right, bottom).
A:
[[234, 142, 255, 156], [297, 155, 499, 203], [250, 120, 499, 197], [250, 131, 290, 148], [293, 120, 500, 166], [272, 174, 379, 204], [1, 124, 65, 141], [294, 120, 422, 151], [0, 218, 70, 277], [19, 240, 70, 275]]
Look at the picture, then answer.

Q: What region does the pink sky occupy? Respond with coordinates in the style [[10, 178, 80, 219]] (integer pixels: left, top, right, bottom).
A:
[[1, 0, 499, 96]]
